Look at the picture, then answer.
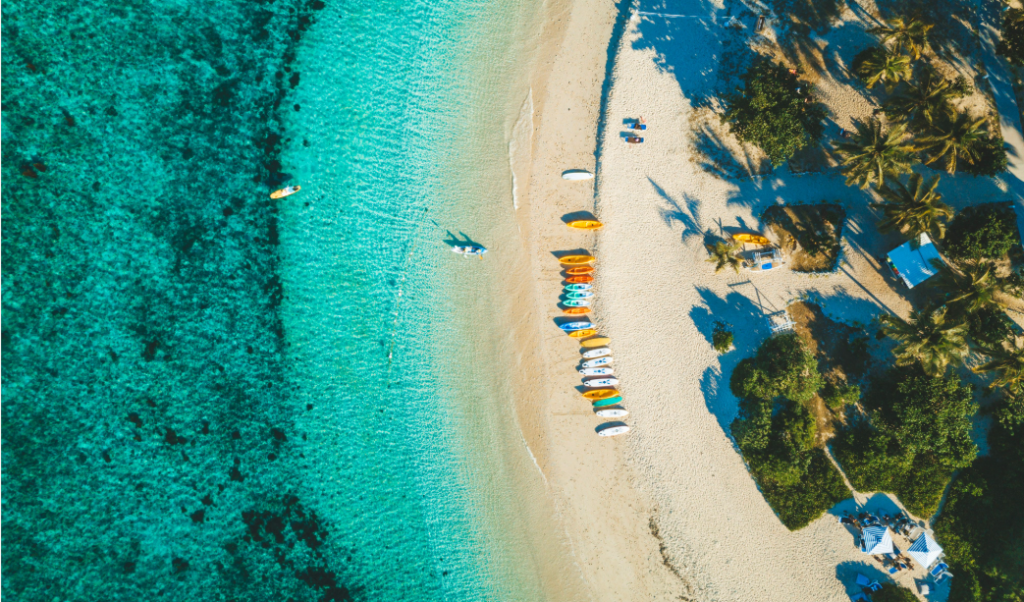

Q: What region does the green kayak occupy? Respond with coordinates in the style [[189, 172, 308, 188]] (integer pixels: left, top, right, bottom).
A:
[[591, 396, 622, 408]]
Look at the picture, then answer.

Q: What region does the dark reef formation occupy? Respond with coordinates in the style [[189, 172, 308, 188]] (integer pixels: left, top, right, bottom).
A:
[[1, 1, 355, 599]]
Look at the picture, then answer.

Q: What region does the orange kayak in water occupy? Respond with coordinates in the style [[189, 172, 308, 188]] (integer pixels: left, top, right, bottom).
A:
[[566, 266, 594, 275], [270, 185, 301, 199], [566, 275, 594, 284]]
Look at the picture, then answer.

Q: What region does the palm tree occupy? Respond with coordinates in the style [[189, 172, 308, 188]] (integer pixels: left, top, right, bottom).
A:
[[873, 173, 953, 240], [836, 120, 917, 189], [854, 46, 913, 92], [933, 261, 1014, 314], [706, 241, 742, 273], [882, 69, 955, 129], [879, 305, 969, 376], [974, 337, 1024, 394], [868, 17, 935, 60], [920, 112, 988, 174]]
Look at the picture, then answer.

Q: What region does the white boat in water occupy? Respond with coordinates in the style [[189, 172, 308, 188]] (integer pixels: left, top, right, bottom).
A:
[[562, 169, 594, 180], [585, 377, 619, 387], [582, 347, 611, 359], [452, 245, 487, 258], [579, 367, 614, 376], [597, 424, 630, 437], [582, 356, 612, 368], [596, 408, 629, 418]]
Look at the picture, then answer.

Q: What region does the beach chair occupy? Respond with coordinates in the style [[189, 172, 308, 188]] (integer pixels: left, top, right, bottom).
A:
[[930, 563, 949, 577], [869, 581, 883, 592], [855, 574, 871, 587]]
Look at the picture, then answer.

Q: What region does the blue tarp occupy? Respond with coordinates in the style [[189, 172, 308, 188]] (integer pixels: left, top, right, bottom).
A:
[[886, 234, 944, 289]]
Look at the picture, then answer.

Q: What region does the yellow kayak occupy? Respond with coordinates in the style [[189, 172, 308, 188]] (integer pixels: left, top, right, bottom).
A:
[[567, 220, 603, 230], [583, 389, 620, 400], [270, 185, 301, 199], [732, 232, 769, 245], [568, 328, 598, 339], [559, 254, 595, 265], [580, 336, 610, 348]]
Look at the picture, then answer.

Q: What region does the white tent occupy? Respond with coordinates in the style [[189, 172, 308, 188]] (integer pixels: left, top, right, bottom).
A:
[[860, 526, 894, 554], [908, 532, 943, 568]]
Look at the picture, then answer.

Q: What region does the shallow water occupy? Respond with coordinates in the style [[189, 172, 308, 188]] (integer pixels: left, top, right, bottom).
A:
[[2, 0, 566, 600]]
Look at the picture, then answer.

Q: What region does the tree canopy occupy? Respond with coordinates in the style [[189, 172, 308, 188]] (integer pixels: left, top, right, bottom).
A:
[[730, 332, 824, 403], [997, 8, 1024, 67]]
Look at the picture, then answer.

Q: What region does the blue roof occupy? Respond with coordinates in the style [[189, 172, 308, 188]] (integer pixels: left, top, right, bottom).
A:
[[887, 234, 944, 288]]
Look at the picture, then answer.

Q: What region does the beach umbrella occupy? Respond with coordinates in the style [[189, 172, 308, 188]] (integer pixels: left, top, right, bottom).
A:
[[907, 532, 943, 567], [860, 526, 894, 554]]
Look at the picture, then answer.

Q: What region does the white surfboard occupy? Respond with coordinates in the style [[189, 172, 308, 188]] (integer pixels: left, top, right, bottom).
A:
[[597, 424, 630, 437], [579, 367, 614, 376], [596, 408, 629, 418], [582, 356, 612, 368], [582, 347, 611, 359], [562, 169, 594, 180], [584, 377, 619, 387]]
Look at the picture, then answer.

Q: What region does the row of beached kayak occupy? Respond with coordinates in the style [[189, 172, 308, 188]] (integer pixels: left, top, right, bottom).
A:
[[557, 253, 629, 438]]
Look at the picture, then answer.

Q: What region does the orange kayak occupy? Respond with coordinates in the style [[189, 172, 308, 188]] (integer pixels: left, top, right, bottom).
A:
[[566, 275, 594, 284], [566, 266, 594, 275], [567, 220, 603, 230], [559, 255, 595, 265], [568, 328, 598, 339], [270, 185, 301, 199], [563, 307, 590, 315], [583, 389, 619, 400]]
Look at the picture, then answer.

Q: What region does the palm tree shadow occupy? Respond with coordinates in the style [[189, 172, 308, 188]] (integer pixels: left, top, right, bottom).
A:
[[649, 177, 705, 243], [443, 230, 483, 247]]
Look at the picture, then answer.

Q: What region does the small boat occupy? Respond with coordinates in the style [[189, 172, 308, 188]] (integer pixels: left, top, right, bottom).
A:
[[580, 337, 610, 348], [560, 321, 594, 332], [270, 185, 301, 199], [563, 307, 590, 315], [582, 356, 612, 368], [596, 408, 629, 418], [563, 299, 591, 307], [585, 377, 619, 387], [562, 169, 594, 180], [567, 220, 603, 230], [583, 389, 619, 400], [582, 347, 610, 359], [580, 367, 614, 376], [591, 396, 623, 407], [566, 275, 594, 284], [568, 328, 598, 339], [451, 245, 488, 258], [732, 232, 770, 245], [559, 255, 595, 265], [597, 424, 630, 437], [565, 283, 592, 291], [566, 291, 594, 299], [625, 137, 644, 144], [566, 266, 594, 275]]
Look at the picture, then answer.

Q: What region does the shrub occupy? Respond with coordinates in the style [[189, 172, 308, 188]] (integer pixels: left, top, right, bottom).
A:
[[871, 583, 919, 602], [960, 135, 1009, 177], [944, 203, 1020, 261], [730, 333, 824, 402], [822, 382, 861, 409], [712, 322, 734, 353], [722, 61, 828, 166], [950, 75, 974, 98], [967, 306, 1015, 348], [997, 8, 1024, 67], [745, 447, 849, 529]]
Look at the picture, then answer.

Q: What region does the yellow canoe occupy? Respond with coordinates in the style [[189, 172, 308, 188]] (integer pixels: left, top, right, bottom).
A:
[[559, 255, 595, 265], [583, 389, 620, 400], [567, 220, 604, 230], [580, 336, 610, 348], [568, 328, 598, 339], [270, 185, 301, 199], [732, 232, 769, 245]]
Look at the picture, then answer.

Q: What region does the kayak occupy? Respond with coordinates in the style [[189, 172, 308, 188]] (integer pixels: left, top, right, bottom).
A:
[[566, 266, 594, 275], [566, 275, 594, 284], [568, 328, 598, 339], [560, 321, 594, 331], [583, 389, 619, 400], [566, 291, 594, 299], [563, 307, 590, 315], [591, 396, 623, 407], [732, 232, 770, 245], [565, 283, 593, 291], [582, 356, 612, 368], [584, 377, 619, 387], [559, 255, 595, 265], [596, 408, 629, 418], [451, 245, 487, 257], [563, 299, 591, 307], [597, 425, 630, 437], [567, 220, 603, 230], [580, 337, 610, 348], [580, 367, 614, 376], [582, 347, 611, 359], [562, 169, 594, 180], [270, 185, 301, 199]]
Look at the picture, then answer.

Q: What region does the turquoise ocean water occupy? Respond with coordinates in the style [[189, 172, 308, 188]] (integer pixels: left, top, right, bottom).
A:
[[2, 1, 571, 600]]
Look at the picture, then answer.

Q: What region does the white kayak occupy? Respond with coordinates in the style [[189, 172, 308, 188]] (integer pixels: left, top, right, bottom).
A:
[[565, 283, 593, 291], [582, 356, 612, 368], [582, 347, 611, 359], [585, 377, 619, 387], [579, 367, 614, 376], [563, 299, 591, 307], [596, 408, 629, 418], [598, 424, 630, 437], [562, 169, 594, 180], [566, 291, 594, 299]]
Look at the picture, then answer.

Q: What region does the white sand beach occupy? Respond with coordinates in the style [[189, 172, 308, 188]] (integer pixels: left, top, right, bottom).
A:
[[511, 0, 1024, 600]]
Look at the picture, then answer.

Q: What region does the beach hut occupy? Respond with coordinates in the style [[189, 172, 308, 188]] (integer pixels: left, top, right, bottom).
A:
[[908, 532, 944, 568], [860, 526, 894, 555], [884, 233, 944, 289]]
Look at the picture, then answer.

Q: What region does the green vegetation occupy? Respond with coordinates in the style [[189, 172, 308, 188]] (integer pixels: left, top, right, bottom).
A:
[[921, 112, 991, 175], [712, 322, 734, 353], [867, 17, 933, 60], [944, 203, 1021, 261], [871, 583, 920, 602], [997, 7, 1024, 67], [873, 173, 952, 240], [853, 46, 913, 92], [721, 61, 828, 166], [705, 240, 742, 273], [879, 305, 969, 376], [729, 333, 847, 529], [833, 366, 977, 517], [882, 69, 955, 129], [974, 337, 1024, 395], [836, 120, 916, 189], [822, 381, 860, 410], [761, 204, 845, 272], [934, 261, 1020, 315]]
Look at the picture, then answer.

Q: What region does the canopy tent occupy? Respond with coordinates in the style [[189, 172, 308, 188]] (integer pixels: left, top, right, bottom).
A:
[[885, 233, 944, 289], [860, 526, 894, 555], [908, 532, 944, 568]]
